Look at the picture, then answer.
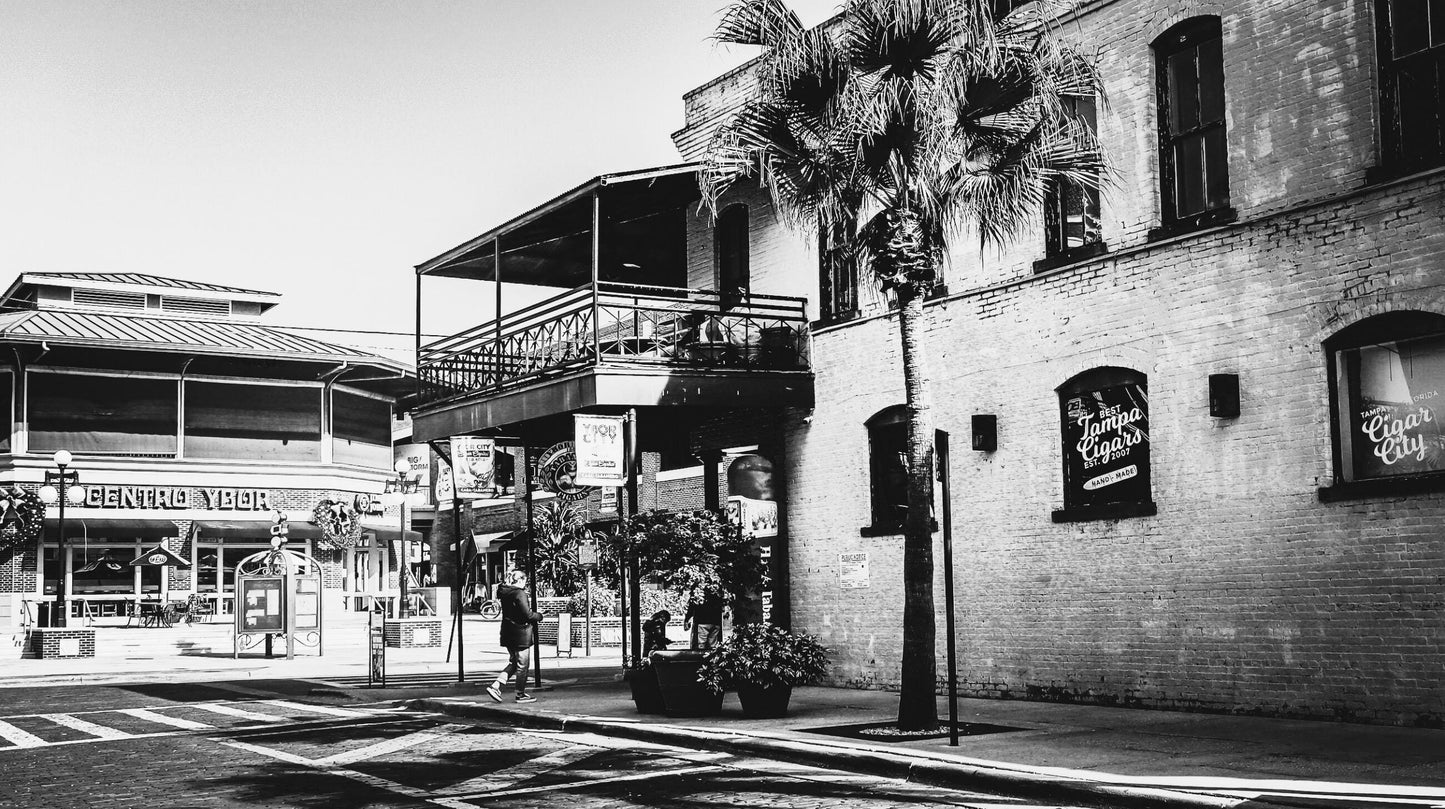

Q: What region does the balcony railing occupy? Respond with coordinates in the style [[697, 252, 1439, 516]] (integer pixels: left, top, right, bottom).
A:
[[417, 282, 810, 406]]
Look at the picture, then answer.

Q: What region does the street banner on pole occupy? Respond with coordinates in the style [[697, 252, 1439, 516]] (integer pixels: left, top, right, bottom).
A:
[[573, 414, 627, 487], [450, 436, 495, 499]]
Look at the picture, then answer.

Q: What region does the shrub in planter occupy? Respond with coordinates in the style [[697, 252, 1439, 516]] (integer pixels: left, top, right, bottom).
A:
[[697, 623, 830, 718], [624, 663, 666, 715], [650, 649, 724, 717]]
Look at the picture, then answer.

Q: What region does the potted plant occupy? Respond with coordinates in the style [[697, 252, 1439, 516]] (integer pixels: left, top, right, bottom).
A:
[[650, 648, 724, 717], [625, 659, 667, 714], [698, 623, 829, 718]]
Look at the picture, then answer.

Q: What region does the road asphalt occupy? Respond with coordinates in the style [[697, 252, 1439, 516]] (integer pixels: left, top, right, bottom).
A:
[[5, 621, 1443, 809]]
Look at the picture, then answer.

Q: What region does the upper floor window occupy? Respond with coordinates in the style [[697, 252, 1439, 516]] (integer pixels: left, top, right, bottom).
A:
[[184, 380, 322, 462], [1375, 0, 1445, 173], [715, 204, 750, 300], [29, 372, 177, 456], [332, 389, 391, 469], [1042, 95, 1105, 266], [1054, 367, 1155, 522], [1326, 312, 1445, 488], [866, 405, 908, 532], [1154, 17, 1232, 235], [819, 218, 858, 322]]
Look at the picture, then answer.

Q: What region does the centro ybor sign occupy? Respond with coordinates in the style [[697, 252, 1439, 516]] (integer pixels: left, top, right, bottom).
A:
[[82, 486, 273, 510]]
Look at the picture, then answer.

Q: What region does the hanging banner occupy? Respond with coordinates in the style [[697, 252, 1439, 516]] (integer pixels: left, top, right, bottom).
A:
[[450, 436, 496, 499], [573, 414, 627, 487]]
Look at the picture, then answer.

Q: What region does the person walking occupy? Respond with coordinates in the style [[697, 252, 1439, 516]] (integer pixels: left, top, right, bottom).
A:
[[487, 570, 542, 704], [684, 592, 725, 649]]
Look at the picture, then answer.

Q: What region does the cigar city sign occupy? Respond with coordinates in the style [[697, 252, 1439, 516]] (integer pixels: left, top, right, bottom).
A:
[[82, 486, 274, 511]]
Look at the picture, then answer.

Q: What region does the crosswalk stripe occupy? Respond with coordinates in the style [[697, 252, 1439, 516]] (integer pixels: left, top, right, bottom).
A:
[[117, 708, 214, 731], [318, 724, 464, 766], [40, 713, 132, 740], [0, 720, 46, 748], [442, 744, 602, 795], [261, 700, 370, 719], [188, 703, 286, 723]]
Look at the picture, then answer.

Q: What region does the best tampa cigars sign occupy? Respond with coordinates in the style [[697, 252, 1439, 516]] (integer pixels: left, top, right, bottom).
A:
[[1063, 384, 1150, 506]]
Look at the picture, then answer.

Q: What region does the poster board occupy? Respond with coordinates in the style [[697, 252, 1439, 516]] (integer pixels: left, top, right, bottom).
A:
[[293, 575, 321, 630], [238, 577, 285, 632], [556, 612, 573, 657]]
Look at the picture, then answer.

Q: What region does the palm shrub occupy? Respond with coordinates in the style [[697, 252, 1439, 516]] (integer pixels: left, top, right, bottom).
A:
[[531, 499, 593, 596], [703, 0, 1105, 730], [697, 623, 830, 693]]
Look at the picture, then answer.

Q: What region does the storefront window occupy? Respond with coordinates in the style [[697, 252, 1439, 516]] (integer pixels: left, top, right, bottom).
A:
[[184, 380, 322, 462], [1055, 367, 1155, 521], [29, 372, 178, 455], [1329, 313, 1445, 483]]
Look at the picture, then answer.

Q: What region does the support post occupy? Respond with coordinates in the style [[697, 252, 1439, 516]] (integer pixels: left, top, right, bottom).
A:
[[521, 445, 541, 690], [937, 429, 958, 746]]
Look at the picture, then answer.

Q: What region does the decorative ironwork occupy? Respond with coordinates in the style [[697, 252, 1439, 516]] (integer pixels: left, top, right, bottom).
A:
[[418, 282, 811, 406]]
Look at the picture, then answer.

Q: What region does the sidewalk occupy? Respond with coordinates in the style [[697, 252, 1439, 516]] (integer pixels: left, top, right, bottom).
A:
[[403, 682, 1445, 809]]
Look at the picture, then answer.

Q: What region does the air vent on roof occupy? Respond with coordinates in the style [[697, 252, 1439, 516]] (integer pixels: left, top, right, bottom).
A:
[[161, 296, 230, 316], [72, 289, 146, 310]]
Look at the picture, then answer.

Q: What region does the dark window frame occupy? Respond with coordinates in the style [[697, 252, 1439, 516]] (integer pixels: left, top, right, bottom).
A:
[[1053, 366, 1156, 523], [864, 405, 909, 533], [715, 203, 750, 304], [1372, 0, 1445, 177], [1038, 95, 1108, 271], [818, 217, 859, 325], [1151, 17, 1235, 239], [1320, 311, 1445, 501]]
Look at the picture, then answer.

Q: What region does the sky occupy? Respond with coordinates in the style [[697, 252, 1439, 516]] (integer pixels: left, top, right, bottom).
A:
[[0, 0, 839, 361]]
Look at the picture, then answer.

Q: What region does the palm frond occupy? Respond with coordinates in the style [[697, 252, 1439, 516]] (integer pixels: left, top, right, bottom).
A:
[[715, 0, 806, 47]]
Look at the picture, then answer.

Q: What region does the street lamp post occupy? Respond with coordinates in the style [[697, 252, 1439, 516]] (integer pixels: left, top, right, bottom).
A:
[[393, 458, 411, 619], [38, 450, 84, 629]]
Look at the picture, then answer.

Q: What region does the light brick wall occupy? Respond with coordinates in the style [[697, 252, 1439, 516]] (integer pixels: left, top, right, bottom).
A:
[[673, 0, 1445, 725]]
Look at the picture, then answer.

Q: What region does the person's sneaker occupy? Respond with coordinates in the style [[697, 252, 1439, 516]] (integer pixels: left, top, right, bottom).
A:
[[515, 694, 536, 703], [486, 683, 502, 703]]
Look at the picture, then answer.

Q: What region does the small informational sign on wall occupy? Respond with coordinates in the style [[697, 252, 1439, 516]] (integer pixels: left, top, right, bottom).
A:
[[727, 496, 778, 539], [573, 414, 627, 487], [839, 552, 870, 589]]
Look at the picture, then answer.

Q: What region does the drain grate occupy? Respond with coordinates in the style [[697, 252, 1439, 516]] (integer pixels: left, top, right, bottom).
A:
[[800, 720, 1021, 743]]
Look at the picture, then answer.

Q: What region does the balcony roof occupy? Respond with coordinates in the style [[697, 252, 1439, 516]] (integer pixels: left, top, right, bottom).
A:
[[414, 164, 702, 288]]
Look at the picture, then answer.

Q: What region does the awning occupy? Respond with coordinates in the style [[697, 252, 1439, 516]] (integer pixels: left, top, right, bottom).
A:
[[44, 518, 182, 540], [128, 545, 191, 568], [360, 524, 423, 543], [471, 530, 516, 554], [191, 520, 324, 540]]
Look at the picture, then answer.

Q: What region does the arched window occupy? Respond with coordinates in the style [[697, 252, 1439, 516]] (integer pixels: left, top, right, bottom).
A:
[[866, 405, 909, 531], [715, 204, 750, 298], [1325, 312, 1445, 489], [1153, 17, 1232, 236], [1054, 367, 1154, 521]]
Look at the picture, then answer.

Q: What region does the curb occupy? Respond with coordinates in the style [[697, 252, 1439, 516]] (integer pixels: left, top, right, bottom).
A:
[[401, 697, 1257, 809]]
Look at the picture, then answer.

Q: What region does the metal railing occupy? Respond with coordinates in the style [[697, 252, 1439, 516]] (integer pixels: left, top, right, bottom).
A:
[[418, 282, 810, 406]]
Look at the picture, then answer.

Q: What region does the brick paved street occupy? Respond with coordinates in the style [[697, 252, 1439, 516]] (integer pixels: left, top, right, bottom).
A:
[[0, 681, 1099, 808]]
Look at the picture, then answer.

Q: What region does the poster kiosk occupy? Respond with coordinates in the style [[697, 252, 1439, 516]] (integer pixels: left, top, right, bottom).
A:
[[233, 541, 324, 660]]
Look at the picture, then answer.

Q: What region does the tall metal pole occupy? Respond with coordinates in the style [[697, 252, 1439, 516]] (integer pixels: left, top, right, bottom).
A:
[[625, 409, 641, 668], [520, 445, 541, 690], [449, 456, 466, 685], [398, 495, 409, 619], [54, 463, 69, 629], [937, 429, 958, 746]]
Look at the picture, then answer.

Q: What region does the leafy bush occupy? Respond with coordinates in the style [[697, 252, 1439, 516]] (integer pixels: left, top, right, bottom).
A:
[[605, 509, 768, 601], [697, 623, 829, 693], [567, 582, 621, 617]]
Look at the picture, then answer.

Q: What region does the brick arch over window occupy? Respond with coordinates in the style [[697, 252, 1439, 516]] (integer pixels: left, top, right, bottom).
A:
[[865, 405, 908, 532], [1053, 366, 1155, 522], [1322, 311, 1445, 500]]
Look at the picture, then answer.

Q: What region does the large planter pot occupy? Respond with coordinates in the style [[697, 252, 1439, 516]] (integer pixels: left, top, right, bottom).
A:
[[649, 650, 724, 717], [736, 683, 793, 718], [625, 667, 666, 715]]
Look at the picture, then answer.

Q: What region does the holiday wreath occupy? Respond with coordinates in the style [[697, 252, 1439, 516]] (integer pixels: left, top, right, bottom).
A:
[[0, 485, 44, 553], [312, 498, 362, 549]]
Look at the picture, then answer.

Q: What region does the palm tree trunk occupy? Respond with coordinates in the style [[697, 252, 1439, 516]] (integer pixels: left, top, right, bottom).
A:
[[895, 284, 939, 731]]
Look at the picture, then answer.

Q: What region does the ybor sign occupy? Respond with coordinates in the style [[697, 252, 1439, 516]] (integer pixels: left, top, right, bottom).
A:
[[82, 486, 274, 511]]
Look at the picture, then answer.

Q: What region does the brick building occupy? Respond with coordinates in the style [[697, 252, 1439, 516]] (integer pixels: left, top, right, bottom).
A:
[[407, 1, 1443, 723], [0, 273, 416, 632]]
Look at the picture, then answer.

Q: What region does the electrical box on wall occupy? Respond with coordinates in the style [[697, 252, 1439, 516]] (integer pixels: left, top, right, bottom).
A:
[[1209, 373, 1240, 418], [971, 414, 997, 452]]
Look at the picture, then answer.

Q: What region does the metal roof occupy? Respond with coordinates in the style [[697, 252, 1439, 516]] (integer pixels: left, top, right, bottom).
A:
[[0, 309, 409, 371], [14, 272, 279, 298]]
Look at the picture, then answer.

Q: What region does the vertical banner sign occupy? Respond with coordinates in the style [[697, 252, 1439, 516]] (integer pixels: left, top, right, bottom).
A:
[[573, 414, 627, 487], [1063, 383, 1150, 507], [450, 436, 496, 499]]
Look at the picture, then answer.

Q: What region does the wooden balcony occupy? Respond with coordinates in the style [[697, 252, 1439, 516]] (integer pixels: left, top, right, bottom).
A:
[[416, 282, 811, 412]]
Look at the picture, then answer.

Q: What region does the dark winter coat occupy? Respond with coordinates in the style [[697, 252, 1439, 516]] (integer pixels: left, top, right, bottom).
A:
[[498, 583, 542, 650]]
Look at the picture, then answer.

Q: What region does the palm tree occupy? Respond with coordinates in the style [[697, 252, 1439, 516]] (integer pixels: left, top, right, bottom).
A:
[[703, 0, 1104, 730]]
